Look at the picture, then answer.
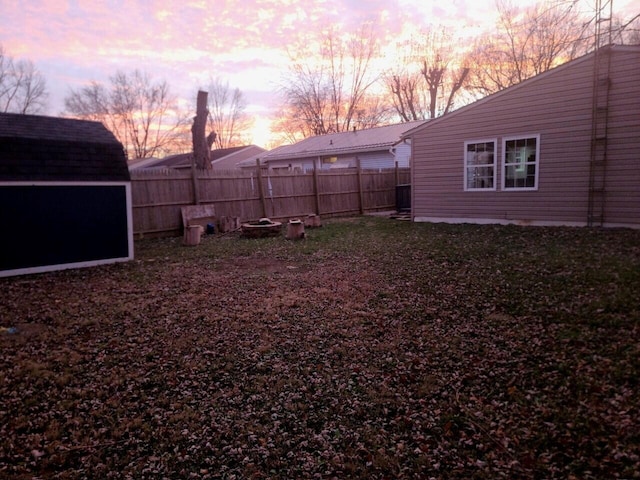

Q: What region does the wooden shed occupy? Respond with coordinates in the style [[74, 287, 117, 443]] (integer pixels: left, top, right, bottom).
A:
[[0, 113, 133, 277], [404, 45, 640, 229]]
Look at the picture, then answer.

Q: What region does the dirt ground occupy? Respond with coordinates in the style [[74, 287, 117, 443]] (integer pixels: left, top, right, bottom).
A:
[[1, 218, 639, 479]]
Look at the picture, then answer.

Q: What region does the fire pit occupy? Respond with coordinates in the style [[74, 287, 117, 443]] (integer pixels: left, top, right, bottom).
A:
[[241, 218, 282, 238]]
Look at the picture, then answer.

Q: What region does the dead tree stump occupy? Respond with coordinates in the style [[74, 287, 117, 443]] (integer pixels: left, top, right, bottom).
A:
[[183, 225, 204, 246], [305, 214, 322, 228], [286, 219, 305, 240], [191, 90, 216, 170], [220, 216, 241, 233]]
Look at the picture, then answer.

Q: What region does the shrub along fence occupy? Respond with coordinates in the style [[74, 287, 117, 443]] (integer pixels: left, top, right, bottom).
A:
[[130, 165, 410, 236]]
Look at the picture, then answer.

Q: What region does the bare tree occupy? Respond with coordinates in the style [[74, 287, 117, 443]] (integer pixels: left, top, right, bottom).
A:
[[65, 70, 186, 159], [466, 0, 591, 96], [612, 13, 640, 45], [384, 28, 469, 121], [386, 68, 423, 122], [351, 95, 395, 129], [206, 77, 253, 149], [277, 24, 387, 138], [0, 45, 48, 114], [270, 105, 315, 145]]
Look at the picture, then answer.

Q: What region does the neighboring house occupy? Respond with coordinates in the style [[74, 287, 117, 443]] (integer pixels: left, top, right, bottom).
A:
[[240, 121, 426, 172], [0, 113, 133, 277], [404, 45, 640, 229], [129, 145, 266, 170]]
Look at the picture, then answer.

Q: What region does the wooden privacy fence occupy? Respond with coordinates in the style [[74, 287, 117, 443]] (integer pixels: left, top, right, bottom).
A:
[[130, 165, 411, 236]]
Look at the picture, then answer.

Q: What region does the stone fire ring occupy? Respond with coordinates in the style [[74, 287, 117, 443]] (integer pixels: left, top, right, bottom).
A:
[[241, 218, 283, 238]]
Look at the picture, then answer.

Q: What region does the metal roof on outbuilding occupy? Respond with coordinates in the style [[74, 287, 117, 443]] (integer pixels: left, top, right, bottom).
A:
[[0, 113, 129, 182]]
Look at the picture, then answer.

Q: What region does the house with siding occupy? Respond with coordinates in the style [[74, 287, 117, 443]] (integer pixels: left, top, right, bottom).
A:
[[404, 45, 640, 229], [130, 145, 266, 170], [243, 121, 426, 172]]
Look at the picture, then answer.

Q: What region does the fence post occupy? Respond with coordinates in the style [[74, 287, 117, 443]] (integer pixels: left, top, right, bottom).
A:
[[312, 160, 321, 215], [357, 156, 364, 214], [256, 158, 267, 218], [395, 160, 400, 186], [191, 161, 200, 205]]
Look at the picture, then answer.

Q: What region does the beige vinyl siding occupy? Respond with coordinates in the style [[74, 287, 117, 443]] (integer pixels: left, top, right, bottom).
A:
[[602, 49, 640, 226], [411, 47, 640, 228]]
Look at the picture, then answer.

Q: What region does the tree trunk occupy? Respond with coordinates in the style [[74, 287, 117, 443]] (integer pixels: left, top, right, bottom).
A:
[[192, 90, 213, 170], [286, 220, 305, 240], [183, 225, 203, 246]]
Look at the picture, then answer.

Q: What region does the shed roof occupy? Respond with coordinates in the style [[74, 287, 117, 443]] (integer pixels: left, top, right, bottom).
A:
[[0, 113, 129, 182], [258, 120, 427, 162]]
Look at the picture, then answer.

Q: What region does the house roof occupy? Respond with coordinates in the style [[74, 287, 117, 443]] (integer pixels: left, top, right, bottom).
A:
[[133, 145, 265, 170], [211, 145, 266, 169], [0, 113, 129, 182], [257, 120, 427, 163], [401, 45, 640, 139], [127, 156, 162, 169]]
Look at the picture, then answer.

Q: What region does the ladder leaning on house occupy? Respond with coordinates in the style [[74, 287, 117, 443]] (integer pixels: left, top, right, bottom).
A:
[[587, 0, 613, 227]]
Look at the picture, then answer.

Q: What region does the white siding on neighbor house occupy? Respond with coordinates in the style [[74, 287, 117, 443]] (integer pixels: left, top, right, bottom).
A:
[[393, 141, 412, 168], [267, 158, 316, 171], [357, 151, 395, 169], [327, 155, 356, 169], [267, 150, 402, 171], [267, 156, 353, 171], [410, 47, 640, 228]]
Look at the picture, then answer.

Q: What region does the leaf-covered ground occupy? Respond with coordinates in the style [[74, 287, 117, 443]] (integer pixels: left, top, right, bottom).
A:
[[1, 217, 639, 479]]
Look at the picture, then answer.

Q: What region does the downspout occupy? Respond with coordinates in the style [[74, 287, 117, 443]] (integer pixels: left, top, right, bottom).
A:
[[408, 137, 414, 221], [389, 146, 396, 174]]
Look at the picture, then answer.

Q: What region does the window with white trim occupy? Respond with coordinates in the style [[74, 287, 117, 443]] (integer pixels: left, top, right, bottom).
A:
[[464, 139, 496, 191], [503, 135, 539, 190]]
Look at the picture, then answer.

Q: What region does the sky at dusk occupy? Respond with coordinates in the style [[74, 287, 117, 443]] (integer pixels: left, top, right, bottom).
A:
[[0, 0, 637, 147]]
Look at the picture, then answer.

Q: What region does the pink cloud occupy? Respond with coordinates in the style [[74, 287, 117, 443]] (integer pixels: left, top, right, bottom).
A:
[[0, 0, 627, 127]]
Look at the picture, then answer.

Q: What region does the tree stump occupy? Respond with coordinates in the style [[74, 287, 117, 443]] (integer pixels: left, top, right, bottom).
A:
[[191, 90, 215, 170], [220, 216, 241, 233], [305, 214, 322, 228], [286, 219, 305, 240], [183, 225, 204, 246]]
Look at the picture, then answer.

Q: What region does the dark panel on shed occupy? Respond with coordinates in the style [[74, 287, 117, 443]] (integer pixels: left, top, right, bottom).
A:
[[0, 185, 130, 271]]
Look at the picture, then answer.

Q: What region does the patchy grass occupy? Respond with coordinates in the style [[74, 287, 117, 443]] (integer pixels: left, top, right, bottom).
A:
[[1, 217, 639, 479]]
